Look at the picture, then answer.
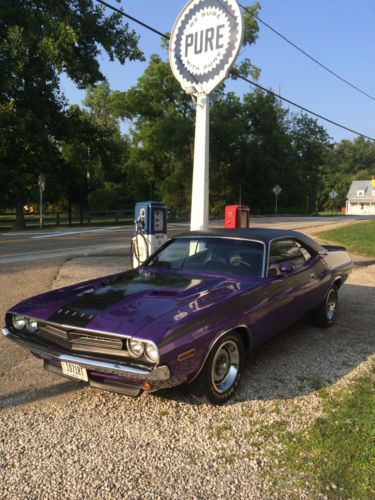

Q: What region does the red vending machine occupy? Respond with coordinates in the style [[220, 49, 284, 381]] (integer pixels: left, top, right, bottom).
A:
[[224, 205, 250, 228]]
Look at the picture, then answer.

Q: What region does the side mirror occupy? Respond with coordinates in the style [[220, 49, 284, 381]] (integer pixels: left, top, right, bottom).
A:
[[279, 262, 295, 275]]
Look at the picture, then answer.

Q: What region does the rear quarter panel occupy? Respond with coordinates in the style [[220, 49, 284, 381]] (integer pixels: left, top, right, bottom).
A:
[[322, 250, 353, 284]]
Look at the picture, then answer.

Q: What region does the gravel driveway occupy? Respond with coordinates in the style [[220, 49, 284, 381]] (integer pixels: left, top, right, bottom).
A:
[[0, 254, 374, 498]]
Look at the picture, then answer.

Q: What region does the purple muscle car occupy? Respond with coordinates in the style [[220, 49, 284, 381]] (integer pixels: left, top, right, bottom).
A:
[[3, 229, 353, 404]]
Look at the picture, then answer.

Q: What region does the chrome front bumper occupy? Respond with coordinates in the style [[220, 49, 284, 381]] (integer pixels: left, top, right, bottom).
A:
[[2, 328, 170, 381]]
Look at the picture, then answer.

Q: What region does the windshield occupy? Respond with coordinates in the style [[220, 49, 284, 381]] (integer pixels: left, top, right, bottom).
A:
[[146, 238, 264, 277]]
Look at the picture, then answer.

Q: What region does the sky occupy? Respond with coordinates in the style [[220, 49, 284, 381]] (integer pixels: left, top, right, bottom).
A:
[[61, 0, 375, 143]]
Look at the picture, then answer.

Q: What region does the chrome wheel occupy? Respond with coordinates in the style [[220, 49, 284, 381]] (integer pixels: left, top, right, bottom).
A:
[[211, 340, 240, 394], [326, 288, 337, 321]]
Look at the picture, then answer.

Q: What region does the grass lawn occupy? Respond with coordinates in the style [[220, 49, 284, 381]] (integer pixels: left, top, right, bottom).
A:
[[315, 220, 375, 257], [280, 364, 375, 498]]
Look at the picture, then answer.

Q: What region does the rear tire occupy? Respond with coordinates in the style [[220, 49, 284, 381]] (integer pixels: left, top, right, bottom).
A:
[[308, 285, 338, 328], [190, 331, 245, 405]]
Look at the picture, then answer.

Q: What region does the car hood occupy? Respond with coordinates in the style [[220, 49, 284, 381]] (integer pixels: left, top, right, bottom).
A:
[[9, 268, 262, 343]]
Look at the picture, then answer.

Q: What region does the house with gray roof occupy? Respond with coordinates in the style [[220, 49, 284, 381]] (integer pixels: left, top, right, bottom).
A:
[[346, 179, 375, 215]]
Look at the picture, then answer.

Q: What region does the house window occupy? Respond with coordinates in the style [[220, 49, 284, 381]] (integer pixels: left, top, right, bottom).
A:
[[357, 190, 364, 197]]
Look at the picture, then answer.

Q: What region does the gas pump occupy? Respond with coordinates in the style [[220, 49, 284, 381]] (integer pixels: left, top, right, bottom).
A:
[[224, 205, 250, 229], [131, 202, 168, 268]]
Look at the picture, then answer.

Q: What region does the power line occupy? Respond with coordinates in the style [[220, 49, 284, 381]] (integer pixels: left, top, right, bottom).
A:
[[94, 0, 375, 142], [95, 0, 168, 39], [238, 75, 375, 141], [239, 3, 375, 103]]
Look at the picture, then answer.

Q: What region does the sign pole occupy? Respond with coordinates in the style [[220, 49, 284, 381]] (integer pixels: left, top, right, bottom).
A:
[[272, 185, 282, 216], [39, 188, 43, 229], [38, 174, 46, 229], [275, 193, 278, 216], [191, 95, 210, 231]]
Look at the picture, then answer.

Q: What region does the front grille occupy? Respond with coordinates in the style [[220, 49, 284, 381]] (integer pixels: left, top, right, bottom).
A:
[[68, 332, 123, 350], [38, 323, 125, 351], [41, 324, 68, 340]]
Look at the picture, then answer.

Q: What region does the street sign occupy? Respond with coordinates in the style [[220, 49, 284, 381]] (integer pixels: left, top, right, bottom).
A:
[[170, 0, 244, 96], [38, 174, 46, 192], [329, 190, 338, 199]]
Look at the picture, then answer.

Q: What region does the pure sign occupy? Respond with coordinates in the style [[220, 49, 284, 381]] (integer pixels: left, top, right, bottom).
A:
[[170, 0, 244, 95]]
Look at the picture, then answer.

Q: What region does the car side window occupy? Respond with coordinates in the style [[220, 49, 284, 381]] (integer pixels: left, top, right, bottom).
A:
[[268, 239, 311, 276]]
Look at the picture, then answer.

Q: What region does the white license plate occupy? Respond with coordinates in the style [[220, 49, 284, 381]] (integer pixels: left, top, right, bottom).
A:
[[61, 362, 88, 382]]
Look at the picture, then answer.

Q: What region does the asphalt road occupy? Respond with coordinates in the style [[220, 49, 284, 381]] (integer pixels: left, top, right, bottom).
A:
[[0, 215, 373, 265]]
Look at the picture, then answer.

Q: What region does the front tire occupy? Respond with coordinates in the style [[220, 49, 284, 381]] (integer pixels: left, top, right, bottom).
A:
[[190, 331, 245, 405], [308, 285, 338, 328]]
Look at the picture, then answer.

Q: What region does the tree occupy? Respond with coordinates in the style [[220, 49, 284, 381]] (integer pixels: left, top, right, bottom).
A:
[[60, 104, 128, 222], [115, 54, 196, 212], [0, 0, 143, 227], [320, 137, 375, 210], [288, 114, 331, 212]]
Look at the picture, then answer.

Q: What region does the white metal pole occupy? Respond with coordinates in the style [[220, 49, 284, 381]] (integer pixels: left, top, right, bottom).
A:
[[275, 194, 278, 215], [190, 94, 210, 231]]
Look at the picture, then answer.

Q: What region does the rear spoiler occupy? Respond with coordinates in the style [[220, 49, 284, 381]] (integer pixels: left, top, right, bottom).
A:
[[321, 244, 347, 252]]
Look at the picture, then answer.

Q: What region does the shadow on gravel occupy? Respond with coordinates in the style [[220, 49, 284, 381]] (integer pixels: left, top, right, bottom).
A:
[[154, 282, 375, 406], [0, 380, 82, 411], [353, 259, 375, 267]]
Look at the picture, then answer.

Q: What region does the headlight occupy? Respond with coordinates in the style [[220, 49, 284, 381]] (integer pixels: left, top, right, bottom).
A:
[[13, 315, 26, 330], [12, 315, 38, 332], [25, 318, 38, 333], [127, 339, 144, 358], [145, 343, 159, 363]]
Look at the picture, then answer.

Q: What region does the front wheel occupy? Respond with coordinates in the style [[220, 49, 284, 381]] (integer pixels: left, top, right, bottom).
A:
[[308, 285, 338, 328], [190, 331, 245, 405]]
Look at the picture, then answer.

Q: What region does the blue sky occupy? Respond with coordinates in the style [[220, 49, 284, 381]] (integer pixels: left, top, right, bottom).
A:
[[61, 0, 375, 143]]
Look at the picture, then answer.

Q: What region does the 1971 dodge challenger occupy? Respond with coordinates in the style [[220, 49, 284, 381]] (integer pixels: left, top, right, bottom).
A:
[[3, 228, 353, 404]]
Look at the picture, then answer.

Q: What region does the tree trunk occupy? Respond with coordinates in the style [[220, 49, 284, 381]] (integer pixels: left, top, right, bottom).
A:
[[15, 199, 25, 230]]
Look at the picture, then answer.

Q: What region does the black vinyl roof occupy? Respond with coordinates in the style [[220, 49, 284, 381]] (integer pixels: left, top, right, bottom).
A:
[[175, 228, 324, 253]]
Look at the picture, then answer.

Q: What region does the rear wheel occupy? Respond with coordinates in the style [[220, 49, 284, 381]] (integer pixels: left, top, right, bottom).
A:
[[309, 285, 338, 327], [190, 331, 245, 405]]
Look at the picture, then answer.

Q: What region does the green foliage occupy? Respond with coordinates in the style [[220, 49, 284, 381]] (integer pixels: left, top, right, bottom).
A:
[[60, 104, 128, 210], [319, 137, 375, 209], [230, 2, 261, 80], [315, 220, 375, 257], [0, 0, 143, 225], [110, 55, 195, 210]]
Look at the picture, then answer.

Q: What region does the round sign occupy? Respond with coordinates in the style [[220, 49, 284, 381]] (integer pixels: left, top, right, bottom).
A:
[[371, 179, 375, 188], [169, 0, 243, 95]]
